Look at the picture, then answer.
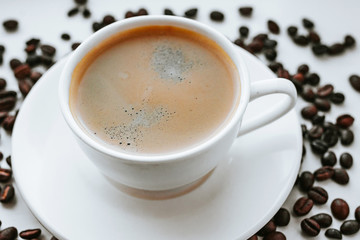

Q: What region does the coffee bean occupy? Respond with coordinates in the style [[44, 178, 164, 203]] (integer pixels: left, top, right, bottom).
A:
[[299, 171, 314, 191], [294, 35, 309, 46], [71, 42, 81, 51], [324, 121, 339, 132], [332, 168, 349, 185], [301, 218, 320, 236], [336, 114, 354, 128], [26, 55, 42, 67], [3, 19, 18, 31], [273, 208, 290, 226], [234, 38, 245, 48], [124, 11, 136, 18], [301, 87, 316, 102], [349, 75, 360, 92], [2, 115, 16, 132], [312, 116, 326, 128], [314, 166, 334, 181], [0, 96, 16, 112], [18, 80, 33, 97], [329, 92, 345, 104], [239, 7, 253, 17], [19, 228, 41, 239], [267, 20, 280, 34], [247, 40, 264, 53], [247, 235, 257, 240], [344, 35, 356, 48], [312, 44, 329, 56], [293, 197, 314, 216], [103, 15, 116, 25], [9, 58, 22, 70], [30, 71, 42, 83], [164, 9, 175, 16], [293, 73, 305, 83], [276, 68, 290, 79], [355, 207, 360, 222], [26, 38, 40, 46], [317, 84, 334, 98], [239, 26, 249, 38], [264, 39, 277, 49], [325, 228, 342, 239], [6, 156, 11, 167], [0, 184, 15, 203], [301, 105, 318, 119], [310, 213, 332, 228], [265, 49, 277, 61], [40, 44, 56, 57], [263, 231, 286, 240], [0, 152, 3, 160], [92, 22, 103, 32], [14, 64, 31, 80], [331, 198, 349, 220], [0, 168, 12, 182], [0, 91, 17, 99], [67, 7, 79, 17], [302, 18, 314, 29], [310, 140, 328, 155], [308, 31, 321, 43], [184, 8, 198, 18], [340, 153, 353, 169], [315, 98, 331, 112], [287, 26, 298, 37], [308, 186, 328, 204], [297, 64, 309, 74], [340, 129, 354, 146], [322, 130, 339, 148], [257, 220, 276, 236], [306, 73, 320, 86], [82, 8, 91, 18], [340, 220, 360, 235], [268, 62, 283, 73], [25, 44, 36, 54], [328, 43, 345, 55], [137, 8, 148, 16], [308, 125, 324, 140], [75, 0, 87, 4], [321, 151, 337, 166], [0, 45, 4, 54], [0, 227, 18, 240], [210, 11, 224, 21]]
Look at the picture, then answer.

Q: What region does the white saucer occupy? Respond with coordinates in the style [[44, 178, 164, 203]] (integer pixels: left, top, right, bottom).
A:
[[12, 48, 302, 240]]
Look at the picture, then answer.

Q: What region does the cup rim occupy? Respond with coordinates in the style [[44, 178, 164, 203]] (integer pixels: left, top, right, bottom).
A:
[[59, 15, 250, 163]]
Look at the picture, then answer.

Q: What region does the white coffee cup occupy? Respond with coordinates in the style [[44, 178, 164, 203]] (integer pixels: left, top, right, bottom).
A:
[[59, 16, 297, 195]]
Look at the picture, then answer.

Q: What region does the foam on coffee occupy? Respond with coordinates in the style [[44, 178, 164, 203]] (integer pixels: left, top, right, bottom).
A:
[[70, 25, 239, 155]]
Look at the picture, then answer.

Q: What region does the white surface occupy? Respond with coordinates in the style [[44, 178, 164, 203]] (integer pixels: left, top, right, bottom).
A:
[[1, 0, 360, 240]]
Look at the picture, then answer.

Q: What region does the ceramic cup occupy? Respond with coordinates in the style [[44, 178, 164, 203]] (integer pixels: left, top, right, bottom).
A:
[[59, 16, 297, 197]]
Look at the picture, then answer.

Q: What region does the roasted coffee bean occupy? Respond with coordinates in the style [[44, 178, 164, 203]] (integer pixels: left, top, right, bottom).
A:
[[3, 19, 18, 31], [263, 39, 277, 49], [294, 35, 309, 46], [264, 49, 277, 61], [0, 91, 17, 99], [0, 227, 18, 240], [0, 112, 7, 125], [302, 18, 314, 29], [314, 166, 334, 180], [315, 98, 331, 112], [308, 125, 324, 140], [322, 129, 339, 148], [164, 9, 175, 16], [267, 20, 280, 34], [239, 26, 249, 38], [273, 208, 290, 226], [299, 171, 314, 191], [40, 44, 56, 57], [328, 43, 345, 55], [103, 15, 116, 25], [340, 153, 353, 169], [340, 220, 360, 235], [317, 84, 334, 98], [331, 198, 349, 220], [9, 58, 22, 70], [287, 26, 298, 37], [184, 8, 198, 18], [6, 155, 11, 167], [30, 71, 42, 83], [253, 33, 268, 42], [26, 38, 40, 46], [332, 168, 349, 185], [0, 168, 12, 182], [349, 75, 360, 92], [312, 114, 325, 125], [276, 68, 290, 79], [340, 129, 354, 146], [325, 228, 342, 239], [0, 45, 4, 54], [124, 11, 136, 18], [26, 55, 42, 67], [2, 115, 16, 132], [321, 151, 337, 166], [311, 213, 332, 228], [310, 140, 328, 155], [0, 184, 15, 203], [336, 114, 354, 128], [308, 31, 321, 43], [19, 228, 41, 239], [324, 121, 339, 131], [0, 151, 3, 160], [306, 73, 320, 86], [308, 186, 328, 204], [292, 73, 305, 83], [263, 231, 286, 240], [14, 64, 31, 80], [301, 87, 316, 102], [247, 40, 264, 53], [210, 11, 224, 21], [67, 7, 79, 17], [257, 220, 276, 236], [92, 22, 103, 32], [18, 80, 33, 97], [330, 92, 345, 104], [268, 62, 283, 73], [344, 35, 356, 48], [71, 42, 81, 51], [298, 64, 309, 74], [301, 105, 318, 119], [0, 96, 16, 111], [234, 38, 245, 48], [301, 218, 320, 236], [355, 206, 360, 222], [247, 235, 257, 240], [137, 8, 148, 16], [0, 55, 3, 65], [312, 44, 329, 56], [82, 8, 91, 18], [239, 7, 253, 16], [75, 0, 87, 5], [293, 197, 314, 216], [25, 44, 36, 54]]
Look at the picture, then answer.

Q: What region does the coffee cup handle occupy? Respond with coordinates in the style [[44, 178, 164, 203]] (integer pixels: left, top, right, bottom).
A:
[[237, 78, 297, 136]]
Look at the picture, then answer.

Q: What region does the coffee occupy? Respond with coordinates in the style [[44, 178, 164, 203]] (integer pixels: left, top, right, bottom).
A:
[[70, 25, 239, 154]]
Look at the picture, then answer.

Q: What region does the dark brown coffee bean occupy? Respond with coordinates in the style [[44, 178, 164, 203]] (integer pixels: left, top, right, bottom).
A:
[[276, 68, 290, 79], [2, 115, 16, 132], [349, 74, 360, 92], [247, 235, 257, 240], [18, 80, 33, 97], [0, 45, 4, 54], [306, 73, 320, 86], [287, 26, 297, 37], [303, 18, 314, 29], [264, 39, 277, 49], [234, 38, 245, 48], [314, 166, 334, 181], [308, 125, 324, 140], [336, 114, 354, 128], [26, 38, 40, 46], [329, 92, 345, 104], [344, 35, 356, 48], [325, 228, 342, 239], [293, 197, 314, 216], [299, 171, 314, 191], [124, 11, 136, 18], [19, 228, 41, 239], [3, 19, 18, 31], [301, 218, 320, 236], [308, 186, 328, 204], [355, 206, 360, 222], [0, 151, 3, 160], [312, 44, 329, 56], [267, 20, 280, 34], [0, 96, 16, 112], [317, 84, 334, 98], [310, 140, 328, 155], [340, 153, 353, 169], [253, 33, 268, 42], [340, 129, 354, 146], [184, 8, 198, 18], [0, 91, 17, 99], [308, 31, 321, 43], [273, 208, 290, 226], [239, 26, 249, 38], [26, 55, 41, 67], [103, 15, 116, 25], [290, 79, 303, 93], [67, 7, 79, 17], [312, 114, 325, 125], [268, 62, 283, 73], [247, 40, 264, 53], [311, 213, 332, 228], [340, 220, 360, 235], [210, 11, 224, 21], [92, 22, 103, 32], [294, 35, 309, 46], [239, 7, 253, 16], [25, 44, 36, 54], [71, 42, 81, 51], [6, 155, 11, 167], [328, 43, 345, 55], [264, 49, 277, 61], [14, 64, 31, 80], [0, 226, 18, 240], [0, 184, 15, 203], [331, 198, 349, 220], [321, 151, 337, 166], [9, 58, 22, 70], [40, 44, 56, 57], [314, 98, 331, 112], [137, 8, 148, 16], [75, 0, 87, 4], [257, 220, 276, 236], [297, 64, 309, 74], [0, 78, 6, 90], [263, 231, 286, 240], [322, 129, 338, 147], [301, 105, 318, 119], [82, 8, 91, 18], [301, 87, 316, 102], [30, 71, 42, 83], [292, 73, 305, 83], [164, 9, 175, 16], [0, 168, 12, 182], [61, 33, 71, 41], [332, 168, 349, 185]]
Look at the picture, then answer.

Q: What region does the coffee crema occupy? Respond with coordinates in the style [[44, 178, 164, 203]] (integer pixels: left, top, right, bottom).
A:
[[70, 25, 240, 154]]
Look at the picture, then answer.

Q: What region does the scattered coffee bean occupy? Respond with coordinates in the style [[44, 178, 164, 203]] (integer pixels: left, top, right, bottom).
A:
[[355, 207, 360, 222], [184, 8, 198, 18], [264, 49, 277, 61], [26, 55, 41, 67], [103, 15, 116, 25], [25, 44, 36, 54], [0, 78, 7, 90], [3, 19, 18, 31], [328, 43, 345, 55], [67, 7, 79, 17], [321, 151, 337, 166], [124, 11, 136, 18], [26, 38, 40, 46], [298, 64, 309, 74], [312, 114, 325, 126], [164, 9, 175, 16], [263, 231, 286, 240], [308, 125, 324, 140], [311, 213, 332, 228], [264, 40, 277, 49], [301, 218, 320, 236], [331, 198, 349, 220], [344, 35, 356, 48], [71, 42, 81, 51], [257, 220, 276, 236], [340, 220, 360, 235], [299, 171, 314, 191], [329, 92, 345, 104], [210, 11, 224, 21], [276, 68, 290, 79], [247, 40, 264, 53], [268, 62, 283, 73], [310, 140, 328, 155], [301, 105, 318, 119], [349, 74, 360, 92], [40, 44, 56, 57], [0, 151, 3, 160], [19, 228, 41, 239], [302, 18, 314, 29], [0, 96, 16, 112], [301, 87, 316, 102], [75, 0, 87, 4], [30, 71, 42, 83], [314, 166, 334, 181], [2, 115, 16, 132], [267, 20, 280, 34], [294, 35, 309, 46], [332, 168, 349, 185], [317, 84, 334, 98], [239, 7, 253, 17], [6, 156, 11, 167], [336, 114, 354, 128], [0, 168, 12, 182], [137, 8, 149, 16], [0, 227, 18, 240], [287, 26, 297, 37], [308, 186, 328, 204], [340, 129, 354, 146], [92, 22, 103, 32], [273, 208, 290, 226], [82, 8, 91, 18], [308, 31, 321, 43], [18, 80, 33, 97], [61, 33, 71, 41], [325, 228, 342, 239], [306, 73, 320, 86], [234, 38, 245, 48], [0, 112, 7, 125], [0, 184, 15, 203], [322, 129, 339, 147], [14, 64, 31, 80], [340, 153, 353, 169], [40, 55, 54, 68], [239, 26, 249, 38], [293, 197, 314, 216], [312, 44, 329, 56], [314, 98, 331, 112]]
